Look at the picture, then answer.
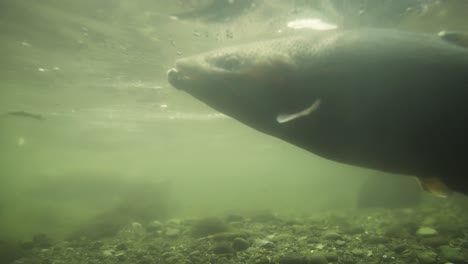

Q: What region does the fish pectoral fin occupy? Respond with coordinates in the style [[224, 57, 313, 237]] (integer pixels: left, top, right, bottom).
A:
[[276, 98, 321, 124], [416, 176, 452, 198], [438, 31, 468, 49]]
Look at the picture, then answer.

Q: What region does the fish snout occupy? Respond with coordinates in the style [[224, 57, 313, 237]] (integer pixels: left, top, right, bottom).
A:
[[167, 68, 184, 90]]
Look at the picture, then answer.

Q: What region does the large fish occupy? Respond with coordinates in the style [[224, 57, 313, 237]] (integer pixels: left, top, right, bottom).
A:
[[167, 29, 468, 196]]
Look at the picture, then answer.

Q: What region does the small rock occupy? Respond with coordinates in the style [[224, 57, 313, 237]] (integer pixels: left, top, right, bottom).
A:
[[439, 245, 465, 263], [115, 251, 126, 261], [165, 255, 182, 263], [165, 228, 180, 237], [345, 226, 365, 234], [352, 249, 365, 256], [279, 255, 308, 264], [31, 234, 53, 248], [416, 250, 437, 264], [189, 250, 200, 256], [335, 240, 346, 246], [322, 231, 342, 240], [212, 242, 234, 255], [232, 237, 249, 251], [256, 239, 275, 249], [416, 227, 438, 236], [251, 211, 277, 222], [166, 218, 182, 225], [191, 217, 231, 237], [116, 243, 128, 251], [146, 220, 163, 232], [393, 244, 407, 254], [324, 252, 339, 262], [364, 235, 390, 244], [307, 255, 328, 264], [421, 236, 448, 247], [381, 254, 396, 263]]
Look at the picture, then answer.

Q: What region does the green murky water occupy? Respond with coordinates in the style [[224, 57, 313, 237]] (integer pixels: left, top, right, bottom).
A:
[[1, 1, 467, 263]]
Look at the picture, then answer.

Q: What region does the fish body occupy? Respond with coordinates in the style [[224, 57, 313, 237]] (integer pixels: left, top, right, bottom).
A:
[[6, 111, 44, 120], [167, 29, 468, 195]]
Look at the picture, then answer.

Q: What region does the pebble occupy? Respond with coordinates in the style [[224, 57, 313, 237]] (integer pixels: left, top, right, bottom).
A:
[[416, 250, 437, 264], [352, 249, 365, 256], [256, 239, 275, 249], [364, 235, 391, 244], [308, 255, 328, 264], [416, 227, 438, 236], [165, 228, 180, 237], [439, 245, 464, 263], [146, 220, 163, 232], [322, 231, 342, 240], [212, 242, 234, 255], [421, 236, 448, 247], [335, 240, 346, 246], [279, 255, 307, 264], [102, 249, 114, 257], [232, 237, 250, 251]]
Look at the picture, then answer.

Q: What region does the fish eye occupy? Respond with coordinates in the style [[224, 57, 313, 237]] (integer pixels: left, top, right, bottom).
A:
[[214, 55, 242, 71]]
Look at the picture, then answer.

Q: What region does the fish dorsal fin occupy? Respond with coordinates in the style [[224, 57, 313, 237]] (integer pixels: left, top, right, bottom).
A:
[[438, 31, 468, 49], [416, 176, 452, 198], [276, 99, 321, 124]]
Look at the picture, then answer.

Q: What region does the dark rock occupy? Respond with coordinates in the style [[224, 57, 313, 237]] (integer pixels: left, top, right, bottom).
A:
[[212, 242, 234, 255], [191, 217, 231, 237], [116, 242, 128, 250], [279, 255, 309, 264], [416, 250, 437, 264], [381, 254, 396, 262], [232, 237, 249, 251], [384, 225, 411, 238], [421, 236, 448, 247], [324, 252, 339, 262], [307, 255, 328, 264], [439, 245, 465, 263], [250, 210, 277, 222], [363, 235, 391, 244], [307, 237, 320, 244], [0, 240, 24, 264], [351, 249, 365, 256], [31, 233, 53, 248], [279, 254, 328, 264], [322, 231, 342, 240], [344, 226, 365, 235], [436, 221, 465, 238], [165, 228, 180, 237], [256, 239, 275, 249], [146, 220, 163, 232], [393, 244, 408, 254], [206, 231, 249, 241]]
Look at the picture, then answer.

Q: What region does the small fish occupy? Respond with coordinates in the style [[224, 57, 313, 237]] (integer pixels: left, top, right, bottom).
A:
[[7, 111, 44, 120]]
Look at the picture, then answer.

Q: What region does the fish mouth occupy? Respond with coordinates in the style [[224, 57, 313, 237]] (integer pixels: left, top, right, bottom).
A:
[[167, 57, 206, 90], [167, 68, 183, 89], [167, 68, 192, 90]]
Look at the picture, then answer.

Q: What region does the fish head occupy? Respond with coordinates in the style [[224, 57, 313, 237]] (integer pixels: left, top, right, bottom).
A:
[[167, 36, 325, 134]]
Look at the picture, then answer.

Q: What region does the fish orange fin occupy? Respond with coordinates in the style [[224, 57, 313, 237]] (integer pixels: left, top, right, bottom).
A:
[[416, 177, 452, 198]]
